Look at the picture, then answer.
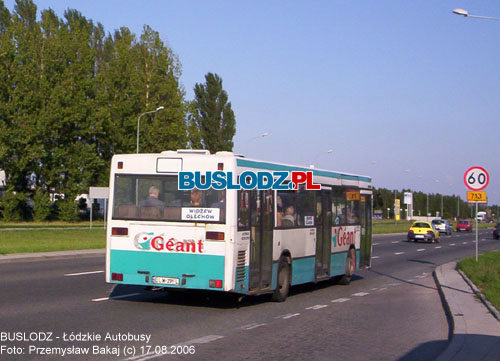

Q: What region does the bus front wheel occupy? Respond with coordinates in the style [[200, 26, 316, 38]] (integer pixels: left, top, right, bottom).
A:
[[339, 248, 356, 285], [272, 256, 291, 302]]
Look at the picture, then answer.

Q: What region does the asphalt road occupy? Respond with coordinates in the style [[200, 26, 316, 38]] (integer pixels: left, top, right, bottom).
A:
[[0, 229, 498, 361]]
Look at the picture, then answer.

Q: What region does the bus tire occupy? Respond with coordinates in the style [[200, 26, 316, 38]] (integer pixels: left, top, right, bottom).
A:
[[339, 248, 356, 285], [272, 256, 291, 302]]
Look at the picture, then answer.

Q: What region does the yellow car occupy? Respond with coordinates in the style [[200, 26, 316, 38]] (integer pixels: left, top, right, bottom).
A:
[[407, 221, 440, 243]]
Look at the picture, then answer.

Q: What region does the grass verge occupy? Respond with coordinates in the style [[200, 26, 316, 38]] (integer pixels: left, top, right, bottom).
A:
[[457, 250, 500, 312], [0, 229, 105, 254], [0, 221, 104, 229]]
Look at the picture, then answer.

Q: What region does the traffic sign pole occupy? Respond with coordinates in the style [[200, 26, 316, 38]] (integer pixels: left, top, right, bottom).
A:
[[464, 166, 489, 263], [475, 202, 478, 262]]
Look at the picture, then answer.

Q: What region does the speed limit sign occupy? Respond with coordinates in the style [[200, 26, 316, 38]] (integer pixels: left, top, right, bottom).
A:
[[464, 166, 489, 191]]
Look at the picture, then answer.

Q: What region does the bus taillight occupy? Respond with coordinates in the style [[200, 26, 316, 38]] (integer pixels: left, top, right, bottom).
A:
[[111, 273, 123, 281], [112, 227, 128, 236], [209, 280, 223, 288], [206, 231, 224, 241]]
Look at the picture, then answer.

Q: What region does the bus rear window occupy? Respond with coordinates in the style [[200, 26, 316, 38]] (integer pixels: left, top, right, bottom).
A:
[[112, 174, 226, 223]]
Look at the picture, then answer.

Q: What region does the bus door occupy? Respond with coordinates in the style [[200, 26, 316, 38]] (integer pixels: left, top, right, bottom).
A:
[[315, 188, 332, 280], [359, 193, 372, 268], [248, 190, 274, 291]]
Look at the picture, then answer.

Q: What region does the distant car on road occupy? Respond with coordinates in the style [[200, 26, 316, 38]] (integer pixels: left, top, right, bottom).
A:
[[493, 222, 500, 239], [456, 220, 473, 232], [408, 221, 440, 243], [432, 219, 452, 235]]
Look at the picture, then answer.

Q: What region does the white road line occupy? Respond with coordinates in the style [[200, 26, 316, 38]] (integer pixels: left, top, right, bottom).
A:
[[482, 238, 487, 241], [242, 323, 267, 330], [371, 287, 378, 291], [331, 298, 350, 303], [392, 241, 399, 243], [388, 283, 401, 286], [372, 243, 379, 246], [306, 304, 328, 310], [65, 270, 104, 277], [91, 293, 141, 302], [407, 279, 415, 282], [417, 249, 425, 252], [351, 292, 370, 297], [450, 243, 456, 246], [435, 246, 442, 249], [463, 242, 468, 244], [281, 313, 301, 319], [415, 275, 426, 279], [372, 256, 380, 259], [378, 287, 388, 291], [394, 252, 405, 255]]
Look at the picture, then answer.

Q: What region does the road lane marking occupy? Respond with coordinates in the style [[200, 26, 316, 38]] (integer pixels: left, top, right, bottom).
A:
[[417, 249, 425, 252], [372, 243, 379, 246], [450, 243, 456, 246], [407, 279, 415, 282], [372, 256, 380, 259], [331, 298, 350, 303], [242, 323, 267, 330], [276, 313, 301, 319], [463, 242, 468, 244], [65, 270, 104, 277], [306, 304, 328, 310], [378, 287, 388, 291], [371, 288, 378, 291], [415, 275, 426, 279], [435, 246, 442, 249], [394, 252, 405, 255], [392, 241, 399, 243], [388, 283, 401, 286], [351, 292, 370, 297], [91, 293, 141, 302]]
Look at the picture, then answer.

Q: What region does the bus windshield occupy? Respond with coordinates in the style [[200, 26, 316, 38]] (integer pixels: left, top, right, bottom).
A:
[[112, 174, 226, 223]]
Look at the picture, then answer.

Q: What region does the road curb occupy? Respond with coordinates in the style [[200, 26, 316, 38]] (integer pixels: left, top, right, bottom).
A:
[[0, 249, 105, 263], [457, 268, 500, 321], [433, 263, 465, 361]]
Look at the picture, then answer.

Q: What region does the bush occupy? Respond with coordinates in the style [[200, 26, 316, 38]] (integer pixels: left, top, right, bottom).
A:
[[0, 190, 26, 222], [33, 190, 51, 222], [58, 196, 79, 222]]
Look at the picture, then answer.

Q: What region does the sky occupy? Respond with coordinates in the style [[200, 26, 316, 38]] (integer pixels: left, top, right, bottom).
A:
[[4, 1, 500, 204]]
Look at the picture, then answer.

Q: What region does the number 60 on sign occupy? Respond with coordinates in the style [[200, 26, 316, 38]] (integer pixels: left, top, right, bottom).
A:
[[464, 166, 489, 191]]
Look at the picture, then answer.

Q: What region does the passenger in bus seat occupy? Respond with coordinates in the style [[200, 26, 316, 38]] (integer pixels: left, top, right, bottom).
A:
[[281, 205, 296, 226], [139, 186, 164, 208], [186, 188, 204, 207]]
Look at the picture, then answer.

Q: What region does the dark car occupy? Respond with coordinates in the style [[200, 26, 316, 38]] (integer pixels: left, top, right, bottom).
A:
[[456, 220, 473, 232], [494, 222, 500, 239]]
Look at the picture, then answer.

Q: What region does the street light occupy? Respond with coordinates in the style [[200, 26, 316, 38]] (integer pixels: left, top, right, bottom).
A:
[[137, 106, 165, 153], [452, 8, 500, 20], [251, 132, 269, 139]]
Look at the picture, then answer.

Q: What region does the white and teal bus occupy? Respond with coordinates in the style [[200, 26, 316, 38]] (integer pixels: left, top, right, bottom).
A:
[[106, 150, 372, 301]]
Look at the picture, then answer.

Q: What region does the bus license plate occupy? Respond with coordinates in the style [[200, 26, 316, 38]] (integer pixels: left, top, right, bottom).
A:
[[152, 276, 179, 286]]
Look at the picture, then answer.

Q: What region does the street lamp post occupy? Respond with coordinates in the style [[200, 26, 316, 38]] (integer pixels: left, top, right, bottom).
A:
[[137, 106, 165, 154], [452, 8, 500, 21]]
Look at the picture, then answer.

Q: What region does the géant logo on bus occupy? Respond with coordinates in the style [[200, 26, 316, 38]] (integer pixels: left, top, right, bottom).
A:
[[134, 232, 203, 253], [332, 226, 357, 248], [179, 171, 321, 190]]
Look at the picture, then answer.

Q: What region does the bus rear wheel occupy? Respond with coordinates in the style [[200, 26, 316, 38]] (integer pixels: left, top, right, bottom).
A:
[[339, 248, 356, 285], [272, 256, 290, 302]]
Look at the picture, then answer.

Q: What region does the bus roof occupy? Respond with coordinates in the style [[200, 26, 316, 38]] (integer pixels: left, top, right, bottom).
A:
[[113, 150, 372, 185]]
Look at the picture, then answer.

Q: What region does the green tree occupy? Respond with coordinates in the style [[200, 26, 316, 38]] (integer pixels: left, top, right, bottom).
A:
[[190, 73, 235, 153], [32, 189, 51, 222]]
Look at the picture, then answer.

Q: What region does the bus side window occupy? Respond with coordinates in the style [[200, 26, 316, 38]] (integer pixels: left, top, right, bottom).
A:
[[238, 190, 250, 230]]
